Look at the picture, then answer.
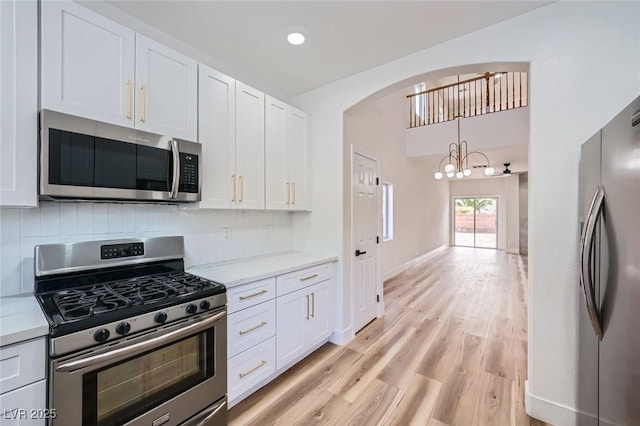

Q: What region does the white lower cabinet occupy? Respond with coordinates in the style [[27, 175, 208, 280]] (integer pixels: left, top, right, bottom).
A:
[[276, 280, 332, 370], [224, 261, 334, 408], [0, 338, 47, 425], [228, 337, 276, 404]]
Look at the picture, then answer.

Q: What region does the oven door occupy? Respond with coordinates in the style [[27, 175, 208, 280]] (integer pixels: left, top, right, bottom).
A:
[[50, 309, 226, 426]]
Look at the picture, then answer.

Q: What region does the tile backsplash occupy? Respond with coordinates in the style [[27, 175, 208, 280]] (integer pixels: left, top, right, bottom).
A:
[[0, 203, 292, 296]]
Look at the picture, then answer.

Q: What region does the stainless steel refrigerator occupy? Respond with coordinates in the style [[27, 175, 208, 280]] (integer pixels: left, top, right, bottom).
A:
[[578, 95, 640, 426]]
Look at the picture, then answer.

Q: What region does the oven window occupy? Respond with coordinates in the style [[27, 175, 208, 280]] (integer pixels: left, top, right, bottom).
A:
[[83, 331, 213, 426]]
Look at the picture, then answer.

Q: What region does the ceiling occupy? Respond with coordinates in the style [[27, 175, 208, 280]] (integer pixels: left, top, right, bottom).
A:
[[105, 1, 550, 98]]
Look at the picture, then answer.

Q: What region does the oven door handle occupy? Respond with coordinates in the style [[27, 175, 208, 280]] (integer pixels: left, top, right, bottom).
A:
[[56, 311, 226, 373], [169, 139, 181, 199]]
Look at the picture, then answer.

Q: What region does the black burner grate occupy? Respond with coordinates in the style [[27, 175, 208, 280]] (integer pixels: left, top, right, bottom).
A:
[[49, 272, 221, 321]]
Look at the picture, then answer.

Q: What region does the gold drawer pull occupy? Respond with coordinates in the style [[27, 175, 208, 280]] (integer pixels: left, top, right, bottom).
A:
[[300, 274, 318, 282], [239, 321, 267, 335], [239, 360, 267, 378], [239, 289, 268, 300]]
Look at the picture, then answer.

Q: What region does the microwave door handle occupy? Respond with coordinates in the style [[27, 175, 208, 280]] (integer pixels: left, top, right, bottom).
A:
[[56, 310, 225, 373], [170, 139, 180, 199]]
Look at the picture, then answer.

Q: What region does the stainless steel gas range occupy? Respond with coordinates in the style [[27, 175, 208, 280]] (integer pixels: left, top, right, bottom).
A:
[[34, 236, 227, 426]]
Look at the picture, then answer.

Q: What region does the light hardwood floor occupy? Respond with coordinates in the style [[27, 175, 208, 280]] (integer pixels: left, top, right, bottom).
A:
[[229, 247, 551, 426]]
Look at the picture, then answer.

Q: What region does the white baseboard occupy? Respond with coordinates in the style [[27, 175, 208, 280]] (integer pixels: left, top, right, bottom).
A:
[[329, 325, 353, 346], [525, 380, 601, 426], [382, 245, 448, 281]]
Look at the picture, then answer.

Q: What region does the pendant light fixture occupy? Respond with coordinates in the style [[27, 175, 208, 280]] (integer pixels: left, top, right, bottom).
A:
[[433, 75, 494, 180]]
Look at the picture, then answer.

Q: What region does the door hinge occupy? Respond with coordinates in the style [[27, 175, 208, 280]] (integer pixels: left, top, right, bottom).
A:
[[376, 177, 379, 185], [376, 236, 380, 244], [376, 294, 380, 303]]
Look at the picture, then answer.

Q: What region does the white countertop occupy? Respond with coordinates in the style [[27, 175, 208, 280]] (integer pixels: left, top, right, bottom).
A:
[[0, 294, 49, 347], [188, 251, 338, 288]]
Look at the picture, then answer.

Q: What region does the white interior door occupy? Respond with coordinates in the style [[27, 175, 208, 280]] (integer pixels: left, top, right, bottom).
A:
[[353, 152, 379, 333]]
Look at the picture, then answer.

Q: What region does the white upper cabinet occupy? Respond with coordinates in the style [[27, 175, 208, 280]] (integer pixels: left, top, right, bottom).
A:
[[41, 1, 135, 128], [135, 34, 198, 141], [41, 1, 197, 141], [197, 64, 236, 209], [0, 0, 38, 207], [265, 96, 310, 211], [235, 82, 265, 210], [265, 97, 289, 210]]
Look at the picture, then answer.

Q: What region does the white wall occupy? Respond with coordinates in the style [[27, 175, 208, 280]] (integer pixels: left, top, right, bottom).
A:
[[344, 91, 449, 283], [0, 204, 292, 296], [407, 106, 530, 157], [291, 2, 640, 425]]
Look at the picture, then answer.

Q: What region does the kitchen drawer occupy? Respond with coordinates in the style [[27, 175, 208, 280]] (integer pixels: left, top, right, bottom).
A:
[[228, 337, 276, 402], [0, 339, 45, 395], [228, 299, 275, 358], [0, 379, 46, 425], [276, 263, 332, 297], [227, 277, 276, 314]]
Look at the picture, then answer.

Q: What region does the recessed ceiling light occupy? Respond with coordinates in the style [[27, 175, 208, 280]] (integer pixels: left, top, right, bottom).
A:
[[287, 32, 306, 46]]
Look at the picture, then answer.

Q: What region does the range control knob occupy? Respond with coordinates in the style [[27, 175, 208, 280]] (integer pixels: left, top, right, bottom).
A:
[[186, 303, 198, 314], [154, 312, 168, 324], [115, 322, 131, 335], [94, 328, 110, 342], [199, 300, 211, 311]]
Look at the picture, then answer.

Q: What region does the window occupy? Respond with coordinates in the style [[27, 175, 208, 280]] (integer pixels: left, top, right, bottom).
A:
[[382, 182, 394, 241], [414, 82, 426, 122]]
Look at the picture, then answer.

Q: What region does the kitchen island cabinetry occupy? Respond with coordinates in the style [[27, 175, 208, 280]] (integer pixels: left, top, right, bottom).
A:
[[41, 0, 197, 141], [0, 0, 38, 207], [188, 252, 336, 407]]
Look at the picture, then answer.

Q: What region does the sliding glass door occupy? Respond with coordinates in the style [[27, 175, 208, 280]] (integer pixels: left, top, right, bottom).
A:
[[454, 197, 498, 249]]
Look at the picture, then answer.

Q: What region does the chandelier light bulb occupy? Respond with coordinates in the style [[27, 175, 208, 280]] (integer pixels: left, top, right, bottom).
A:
[[484, 166, 495, 176], [456, 171, 464, 179], [463, 168, 472, 176], [444, 163, 455, 173], [446, 171, 454, 178], [434, 171, 443, 180]]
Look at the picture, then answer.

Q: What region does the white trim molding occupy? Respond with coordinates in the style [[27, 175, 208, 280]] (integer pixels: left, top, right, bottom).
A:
[[382, 245, 448, 281], [525, 380, 602, 426], [329, 326, 353, 346]]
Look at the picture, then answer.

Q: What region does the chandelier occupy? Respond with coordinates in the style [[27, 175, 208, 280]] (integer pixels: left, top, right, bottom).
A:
[[433, 117, 494, 180]]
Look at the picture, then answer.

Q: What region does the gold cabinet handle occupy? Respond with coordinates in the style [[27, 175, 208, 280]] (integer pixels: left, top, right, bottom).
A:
[[231, 174, 236, 202], [292, 182, 296, 205], [126, 80, 132, 119], [239, 360, 267, 378], [239, 321, 267, 336], [305, 294, 310, 320], [311, 292, 315, 318], [140, 84, 146, 122], [239, 175, 244, 202], [286, 182, 290, 205], [239, 289, 267, 300], [300, 274, 318, 282]]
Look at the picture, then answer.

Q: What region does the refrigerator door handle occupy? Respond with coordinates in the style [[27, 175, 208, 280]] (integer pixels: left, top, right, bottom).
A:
[[580, 186, 605, 340]]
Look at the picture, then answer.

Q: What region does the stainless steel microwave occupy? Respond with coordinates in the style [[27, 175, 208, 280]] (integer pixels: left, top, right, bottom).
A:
[[40, 110, 201, 203]]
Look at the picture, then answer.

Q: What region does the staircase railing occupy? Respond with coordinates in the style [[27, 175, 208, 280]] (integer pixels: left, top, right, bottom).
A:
[[407, 72, 528, 128]]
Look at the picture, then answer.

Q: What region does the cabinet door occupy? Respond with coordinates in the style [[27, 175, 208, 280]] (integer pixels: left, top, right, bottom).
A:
[[0, 380, 46, 425], [135, 34, 198, 142], [306, 280, 332, 348], [276, 286, 308, 370], [41, 0, 135, 127], [265, 96, 289, 210], [198, 65, 236, 208], [235, 82, 265, 210], [0, 0, 37, 207], [288, 108, 310, 210]]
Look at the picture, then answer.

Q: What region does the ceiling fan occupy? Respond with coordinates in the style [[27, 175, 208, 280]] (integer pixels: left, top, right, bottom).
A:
[[490, 162, 523, 177]]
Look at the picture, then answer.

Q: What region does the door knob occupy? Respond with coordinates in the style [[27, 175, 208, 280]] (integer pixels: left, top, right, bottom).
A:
[[355, 249, 367, 256]]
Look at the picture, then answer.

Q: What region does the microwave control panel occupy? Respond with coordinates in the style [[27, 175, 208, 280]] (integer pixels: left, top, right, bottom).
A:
[[179, 153, 199, 193]]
